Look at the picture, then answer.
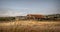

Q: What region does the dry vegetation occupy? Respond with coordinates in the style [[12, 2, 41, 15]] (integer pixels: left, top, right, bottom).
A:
[[0, 20, 60, 32]]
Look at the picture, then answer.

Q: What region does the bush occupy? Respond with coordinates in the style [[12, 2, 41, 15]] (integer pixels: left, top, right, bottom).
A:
[[0, 17, 15, 21]]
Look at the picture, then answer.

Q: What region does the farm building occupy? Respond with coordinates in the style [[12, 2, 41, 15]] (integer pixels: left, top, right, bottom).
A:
[[27, 14, 46, 20], [26, 14, 60, 20]]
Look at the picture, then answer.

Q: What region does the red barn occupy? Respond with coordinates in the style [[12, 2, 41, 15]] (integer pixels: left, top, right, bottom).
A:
[[27, 14, 45, 20]]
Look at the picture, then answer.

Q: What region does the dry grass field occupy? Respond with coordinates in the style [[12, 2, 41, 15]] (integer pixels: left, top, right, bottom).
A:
[[0, 20, 60, 32]]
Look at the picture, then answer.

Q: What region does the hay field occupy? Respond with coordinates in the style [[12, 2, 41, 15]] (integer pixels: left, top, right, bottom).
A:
[[0, 20, 60, 32]]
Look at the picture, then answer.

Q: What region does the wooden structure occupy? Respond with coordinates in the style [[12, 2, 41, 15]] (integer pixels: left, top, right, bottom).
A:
[[27, 14, 45, 20]]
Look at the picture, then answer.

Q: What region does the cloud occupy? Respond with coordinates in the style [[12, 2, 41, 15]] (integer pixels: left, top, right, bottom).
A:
[[0, 7, 60, 17], [0, 8, 28, 17]]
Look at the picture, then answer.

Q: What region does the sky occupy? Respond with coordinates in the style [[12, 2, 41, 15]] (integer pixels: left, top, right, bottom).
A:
[[0, 0, 60, 17]]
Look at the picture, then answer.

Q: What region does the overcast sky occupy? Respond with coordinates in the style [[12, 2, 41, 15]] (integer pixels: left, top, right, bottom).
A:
[[0, 0, 60, 17]]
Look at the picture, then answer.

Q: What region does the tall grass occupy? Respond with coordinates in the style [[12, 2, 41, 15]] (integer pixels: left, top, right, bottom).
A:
[[0, 20, 60, 32]]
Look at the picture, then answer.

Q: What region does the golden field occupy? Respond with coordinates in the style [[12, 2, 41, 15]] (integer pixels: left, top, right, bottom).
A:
[[0, 20, 60, 32]]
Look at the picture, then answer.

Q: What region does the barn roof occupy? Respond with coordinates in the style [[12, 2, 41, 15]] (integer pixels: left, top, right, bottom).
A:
[[27, 14, 44, 16], [27, 14, 44, 18]]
